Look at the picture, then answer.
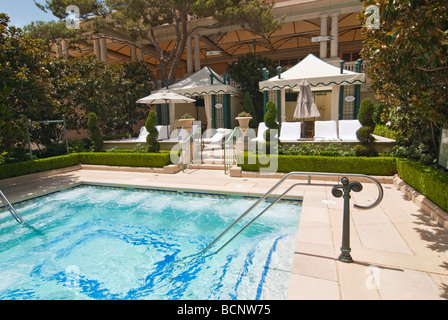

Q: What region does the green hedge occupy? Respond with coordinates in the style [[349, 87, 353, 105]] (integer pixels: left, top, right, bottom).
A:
[[396, 158, 448, 212], [78, 152, 172, 168], [0, 154, 80, 180], [0, 152, 173, 180], [238, 153, 397, 176]]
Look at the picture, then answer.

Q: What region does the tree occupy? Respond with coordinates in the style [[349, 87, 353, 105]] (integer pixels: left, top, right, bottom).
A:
[[145, 110, 160, 153], [87, 112, 103, 151], [0, 14, 58, 153], [359, 0, 448, 164], [38, 0, 282, 83], [46, 55, 153, 135], [355, 98, 377, 157], [227, 53, 278, 123], [241, 91, 257, 128]]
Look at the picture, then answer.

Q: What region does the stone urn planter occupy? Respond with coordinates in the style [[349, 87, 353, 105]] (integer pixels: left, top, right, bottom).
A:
[[179, 114, 195, 133], [236, 113, 252, 134]]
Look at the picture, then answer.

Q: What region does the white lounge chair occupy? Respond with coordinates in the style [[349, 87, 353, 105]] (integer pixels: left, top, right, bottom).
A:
[[162, 128, 188, 142], [251, 122, 270, 142], [314, 120, 339, 141], [156, 125, 170, 141], [338, 120, 361, 141], [202, 128, 231, 144], [279, 122, 301, 142]]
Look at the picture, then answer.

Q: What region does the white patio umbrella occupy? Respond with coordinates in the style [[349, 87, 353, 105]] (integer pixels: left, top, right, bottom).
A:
[[137, 90, 196, 139], [136, 90, 196, 104], [293, 79, 320, 137]]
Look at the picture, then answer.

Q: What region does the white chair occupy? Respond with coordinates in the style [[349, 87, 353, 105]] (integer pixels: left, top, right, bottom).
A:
[[279, 122, 301, 142], [162, 128, 188, 142], [338, 120, 361, 141], [314, 120, 339, 140], [156, 125, 170, 141], [251, 122, 268, 142]]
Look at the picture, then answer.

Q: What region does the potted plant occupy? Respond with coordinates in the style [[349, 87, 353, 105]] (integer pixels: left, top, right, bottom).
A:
[[236, 111, 252, 132], [179, 113, 195, 132]]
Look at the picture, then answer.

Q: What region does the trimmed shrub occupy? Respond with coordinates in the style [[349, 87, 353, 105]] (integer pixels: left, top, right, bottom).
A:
[[358, 98, 375, 128], [396, 158, 448, 212], [145, 110, 160, 153], [87, 112, 103, 152], [238, 153, 397, 176], [356, 98, 377, 157], [0, 154, 80, 180], [78, 152, 171, 168]]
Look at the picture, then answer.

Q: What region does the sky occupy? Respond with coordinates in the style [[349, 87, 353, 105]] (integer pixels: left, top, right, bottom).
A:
[[1, 0, 59, 28]]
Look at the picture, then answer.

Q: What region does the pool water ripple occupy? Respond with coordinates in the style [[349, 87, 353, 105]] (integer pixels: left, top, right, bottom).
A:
[[0, 185, 301, 300]]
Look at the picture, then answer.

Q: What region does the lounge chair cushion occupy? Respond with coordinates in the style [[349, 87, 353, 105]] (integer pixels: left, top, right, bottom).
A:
[[279, 122, 301, 142], [314, 120, 339, 140]]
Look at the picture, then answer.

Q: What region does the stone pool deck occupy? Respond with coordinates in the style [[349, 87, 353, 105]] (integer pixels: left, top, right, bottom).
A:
[[1, 165, 447, 300]]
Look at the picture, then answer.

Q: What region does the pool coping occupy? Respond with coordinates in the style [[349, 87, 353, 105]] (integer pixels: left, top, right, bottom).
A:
[[1, 165, 447, 300]]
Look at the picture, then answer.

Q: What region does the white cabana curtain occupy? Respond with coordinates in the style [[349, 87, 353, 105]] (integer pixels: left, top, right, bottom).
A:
[[204, 94, 213, 134]]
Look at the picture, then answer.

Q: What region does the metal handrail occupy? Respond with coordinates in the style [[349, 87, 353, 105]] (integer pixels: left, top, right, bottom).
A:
[[222, 126, 241, 174], [0, 190, 25, 224], [200, 171, 384, 261], [179, 126, 202, 172]]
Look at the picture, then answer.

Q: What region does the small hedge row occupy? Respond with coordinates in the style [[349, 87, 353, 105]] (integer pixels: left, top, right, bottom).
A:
[[0, 152, 172, 180], [238, 153, 397, 176], [396, 158, 448, 213], [0, 154, 80, 180], [78, 152, 172, 168]]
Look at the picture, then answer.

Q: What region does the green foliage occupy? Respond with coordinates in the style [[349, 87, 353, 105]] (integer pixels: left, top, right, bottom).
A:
[[396, 158, 448, 213], [355, 98, 377, 157], [279, 143, 356, 157], [47, 56, 153, 135], [238, 153, 397, 176], [227, 54, 278, 123], [87, 112, 103, 152], [264, 101, 278, 130], [356, 126, 374, 144], [358, 98, 375, 127], [241, 91, 256, 128], [0, 154, 80, 180], [263, 101, 279, 147], [193, 0, 283, 34], [78, 152, 171, 168], [40, 0, 280, 83], [0, 14, 58, 152], [360, 0, 448, 163], [373, 125, 398, 140], [145, 110, 160, 153]]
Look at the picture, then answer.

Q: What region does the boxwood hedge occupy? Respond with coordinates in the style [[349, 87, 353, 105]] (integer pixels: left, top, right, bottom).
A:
[[396, 158, 448, 213], [78, 152, 171, 168], [0, 152, 172, 180], [0, 154, 80, 180], [238, 153, 397, 176]]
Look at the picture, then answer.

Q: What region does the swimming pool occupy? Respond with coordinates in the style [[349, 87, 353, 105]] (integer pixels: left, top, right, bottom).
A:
[[0, 185, 301, 300]]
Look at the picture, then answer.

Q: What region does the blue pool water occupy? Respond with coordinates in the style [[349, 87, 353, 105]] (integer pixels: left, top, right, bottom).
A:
[[0, 185, 301, 300]]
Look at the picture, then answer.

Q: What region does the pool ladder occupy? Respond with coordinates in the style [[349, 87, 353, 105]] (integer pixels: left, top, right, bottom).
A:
[[201, 171, 384, 262], [0, 189, 25, 224]]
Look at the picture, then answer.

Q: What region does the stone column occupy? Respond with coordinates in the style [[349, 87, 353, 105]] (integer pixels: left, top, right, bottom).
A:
[[330, 13, 339, 58], [93, 38, 100, 60], [100, 37, 108, 64], [320, 14, 328, 59], [187, 35, 193, 74], [194, 35, 201, 72], [131, 45, 137, 62]]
